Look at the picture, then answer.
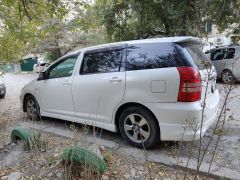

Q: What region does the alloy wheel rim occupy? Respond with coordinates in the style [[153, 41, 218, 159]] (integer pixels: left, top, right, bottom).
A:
[[124, 113, 150, 143], [223, 71, 232, 84]]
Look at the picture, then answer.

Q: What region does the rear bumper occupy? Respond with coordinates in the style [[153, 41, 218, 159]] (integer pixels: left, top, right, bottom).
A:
[[159, 107, 218, 141], [144, 90, 220, 141]]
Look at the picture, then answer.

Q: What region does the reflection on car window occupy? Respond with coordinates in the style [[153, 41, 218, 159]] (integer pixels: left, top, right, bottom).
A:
[[49, 56, 78, 79], [225, 48, 235, 59], [126, 42, 183, 71], [211, 48, 235, 61], [81, 49, 123, 74], [211, 49, 225, 61]]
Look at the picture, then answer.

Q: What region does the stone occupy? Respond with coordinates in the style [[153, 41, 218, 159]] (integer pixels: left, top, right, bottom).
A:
[[1, 176, 8, 180], [102, 175, 109, 180], [7, 172, 22, 180], [4, 145, 25, 167], [112, 171, 118, 175], [130, 169, 136, 177], [56, 173, 62, 178], [124, 174, 131, 179]]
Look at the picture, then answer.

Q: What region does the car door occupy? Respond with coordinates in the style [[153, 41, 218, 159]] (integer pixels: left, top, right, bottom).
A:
[[39, 55, 79, 121], [71, 46, 126, 127], [224, 48, 235, 71]]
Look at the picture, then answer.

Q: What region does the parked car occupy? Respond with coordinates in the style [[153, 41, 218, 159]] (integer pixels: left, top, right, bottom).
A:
[[205, 46, 240, 84], [20, 36, 220, 148], [33, 63, 50, 73], [0, 79, 6, 98]]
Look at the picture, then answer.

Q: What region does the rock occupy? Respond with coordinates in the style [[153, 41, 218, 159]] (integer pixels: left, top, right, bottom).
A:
[[137, 166, 144, 171], [162, 178, 171, 180], [56, 173, 62, 178], [100, 146, 106, 151], [88, 144, 103, 159], [4, 145, 25, 167], [1, 176, 8, 180], [7, 172, 22, 180], [80, 172, 85, 177], [124, 174, 131, 179], [112, 171, 118, 175], [130, 169, 136, 177], [102, 175, 109, 180]]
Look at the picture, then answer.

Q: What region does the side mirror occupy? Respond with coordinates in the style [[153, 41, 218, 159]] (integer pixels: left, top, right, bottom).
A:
[[38, 72, 46, 81]]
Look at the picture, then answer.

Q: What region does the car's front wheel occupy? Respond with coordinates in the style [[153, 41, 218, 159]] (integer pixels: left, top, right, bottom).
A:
[[119, 106, 160, 149], [25, 95, 40, 121], [0, 94, 5, 99]]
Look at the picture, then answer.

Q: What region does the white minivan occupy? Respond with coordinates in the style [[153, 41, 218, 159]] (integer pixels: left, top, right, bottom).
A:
[[20, 37, 220, 148]]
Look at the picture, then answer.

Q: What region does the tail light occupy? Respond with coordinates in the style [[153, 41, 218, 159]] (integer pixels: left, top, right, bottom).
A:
[[177, 67, 202, 102]]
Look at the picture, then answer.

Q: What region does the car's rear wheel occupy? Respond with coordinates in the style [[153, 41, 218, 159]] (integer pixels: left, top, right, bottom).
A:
[[119, 106, 160, 149], [25, 95, 40, 121], [222, 70, 236, 84]]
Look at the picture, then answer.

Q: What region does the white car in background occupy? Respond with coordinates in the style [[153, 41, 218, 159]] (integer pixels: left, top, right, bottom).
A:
[[20, 37, 220, 148], [33, 63, 50, 73], [206, 46, 240, 84]]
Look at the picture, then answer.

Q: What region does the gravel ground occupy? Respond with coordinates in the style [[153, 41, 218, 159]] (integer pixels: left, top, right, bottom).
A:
[[0, 73, 240, 179]]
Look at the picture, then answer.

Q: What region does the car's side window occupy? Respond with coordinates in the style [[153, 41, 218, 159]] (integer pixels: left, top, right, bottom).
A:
[[80, 49, 123, 75], [224, 48, 235, 59], [48, 56, 78, 79], [211, 49, 226, 61]]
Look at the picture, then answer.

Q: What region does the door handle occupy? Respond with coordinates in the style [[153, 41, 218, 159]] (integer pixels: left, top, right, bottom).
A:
[[62, 81, 71, 85], [109, 77, 122, 83]]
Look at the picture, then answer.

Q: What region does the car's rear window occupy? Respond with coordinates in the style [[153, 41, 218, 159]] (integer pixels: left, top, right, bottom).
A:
[[126, 42, 187, 71], [176, 43, 212, 69]]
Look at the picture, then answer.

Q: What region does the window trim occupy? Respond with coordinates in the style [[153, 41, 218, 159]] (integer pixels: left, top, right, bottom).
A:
[[45, 54, 79, 79], [79, 45, 126, 75]]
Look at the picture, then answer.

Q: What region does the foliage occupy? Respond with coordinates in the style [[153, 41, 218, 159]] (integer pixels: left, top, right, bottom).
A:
[[94, 0, 207, 41], [0, 0, 105, 62], [94, 0, 240, 42], [207, 0, 240, 43], [0, 0, 239, 62]]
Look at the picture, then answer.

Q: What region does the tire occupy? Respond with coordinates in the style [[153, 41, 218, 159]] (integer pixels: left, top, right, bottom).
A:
[[62, 146, 107, 174], [11, 127, 31, 143], [0, 94, 5, 99], [222, 70, 236, 84], [24, 95, 41, 121], [119, 106, 160, 149]]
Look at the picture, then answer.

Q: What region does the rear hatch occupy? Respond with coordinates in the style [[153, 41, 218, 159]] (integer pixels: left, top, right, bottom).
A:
[[175, 42, 217, 103]]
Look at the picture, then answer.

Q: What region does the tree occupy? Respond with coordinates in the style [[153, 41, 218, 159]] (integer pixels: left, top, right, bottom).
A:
[[0, 0, 68, 62], [0, 0, 107, 62], [94, 0, 240, 42], [207, 0, 240, 42]]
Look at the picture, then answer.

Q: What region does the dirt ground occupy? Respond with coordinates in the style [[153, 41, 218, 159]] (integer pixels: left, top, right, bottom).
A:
[[0, 73, 239, 179]]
